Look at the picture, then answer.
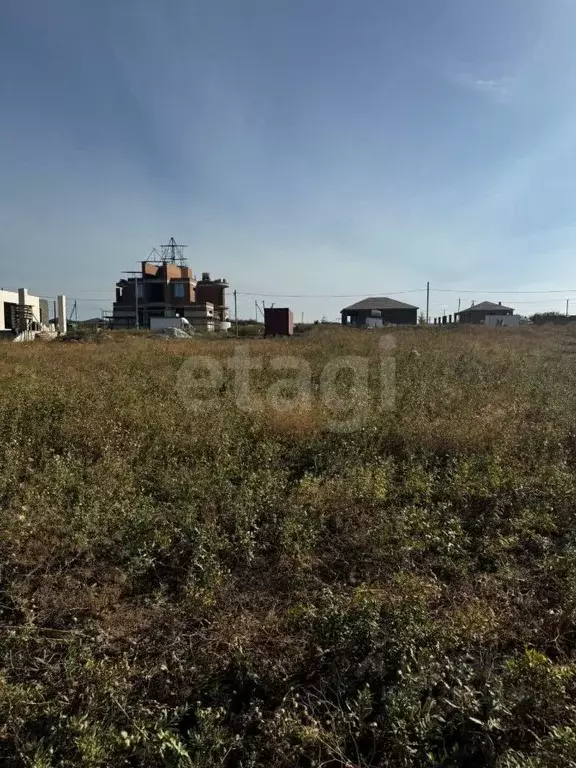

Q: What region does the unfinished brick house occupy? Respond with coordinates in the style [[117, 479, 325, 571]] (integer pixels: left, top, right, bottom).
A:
[[112, 238, 229, 331]]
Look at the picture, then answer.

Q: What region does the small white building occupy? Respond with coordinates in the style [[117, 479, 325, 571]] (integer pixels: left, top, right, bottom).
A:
[[0, 288, 42, 333], [0, 288, 66, 338]]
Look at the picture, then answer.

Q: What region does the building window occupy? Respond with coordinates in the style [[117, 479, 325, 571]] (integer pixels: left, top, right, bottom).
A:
[[149, 282, 164, 302], [174, 283, 185, 299]]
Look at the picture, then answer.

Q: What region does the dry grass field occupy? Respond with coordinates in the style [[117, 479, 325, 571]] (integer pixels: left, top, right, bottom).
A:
[[2, 325, 576, 766]]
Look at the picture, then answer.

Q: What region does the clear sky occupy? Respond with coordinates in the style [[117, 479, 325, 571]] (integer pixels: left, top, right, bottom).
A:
[[2, 0, 576, 320]]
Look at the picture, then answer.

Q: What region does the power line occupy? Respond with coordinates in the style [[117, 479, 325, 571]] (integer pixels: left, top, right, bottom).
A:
[[434, 288, 576, 294], [234, 289, 425, 298], [477, 299, 572, 305], [436, 297, 574, 305], [40, 296, 112, 302], [38, 285, 576, 304]]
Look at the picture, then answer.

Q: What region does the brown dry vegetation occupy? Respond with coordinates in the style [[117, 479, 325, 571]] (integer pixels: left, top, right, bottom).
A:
[[2, 326, 576, 766]]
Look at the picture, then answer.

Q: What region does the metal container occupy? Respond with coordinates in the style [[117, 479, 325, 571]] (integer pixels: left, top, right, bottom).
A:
[[264, 307, 294, 336]]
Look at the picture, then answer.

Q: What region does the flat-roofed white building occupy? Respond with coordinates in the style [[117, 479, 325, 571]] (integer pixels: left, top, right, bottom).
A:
[[0, 288, 43, 333]]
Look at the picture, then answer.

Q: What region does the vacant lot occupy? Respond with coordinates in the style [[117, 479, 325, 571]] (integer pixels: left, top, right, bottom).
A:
[[2, 326, 576, 767]]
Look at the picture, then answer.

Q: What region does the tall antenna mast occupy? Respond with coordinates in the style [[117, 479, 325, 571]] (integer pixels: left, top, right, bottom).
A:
[[160, 237, 187, 265]]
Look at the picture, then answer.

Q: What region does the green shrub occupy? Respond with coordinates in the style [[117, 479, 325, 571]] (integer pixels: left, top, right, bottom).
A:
[[1, 327, 576, 765]]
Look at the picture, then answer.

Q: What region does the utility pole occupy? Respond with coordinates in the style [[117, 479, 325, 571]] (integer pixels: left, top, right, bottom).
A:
[[567, 298, 570, 317], [234, 289, 238, 336], [458, 298, 461, 313], [426, 282, 430, 324]]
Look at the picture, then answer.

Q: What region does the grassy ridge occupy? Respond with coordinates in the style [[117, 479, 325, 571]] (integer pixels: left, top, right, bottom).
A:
[[2, 326, 576, 766]]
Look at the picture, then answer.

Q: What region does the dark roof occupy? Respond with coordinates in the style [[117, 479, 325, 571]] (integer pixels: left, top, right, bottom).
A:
[[78, 317, 107, 325], [457, 301, 514, 314], [342, 296, 419, 312]]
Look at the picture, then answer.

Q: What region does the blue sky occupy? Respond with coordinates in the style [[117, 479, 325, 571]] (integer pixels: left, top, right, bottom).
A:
[[2, 0, 576, 320]]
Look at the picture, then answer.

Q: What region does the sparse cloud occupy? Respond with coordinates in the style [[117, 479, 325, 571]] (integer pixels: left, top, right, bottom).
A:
[[452, 73, 513, 103]]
